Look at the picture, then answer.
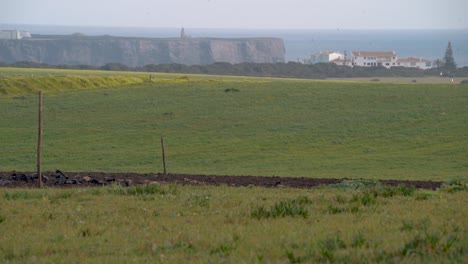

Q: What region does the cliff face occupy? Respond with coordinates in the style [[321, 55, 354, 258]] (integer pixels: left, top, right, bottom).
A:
[[0, 35, 285, 66]]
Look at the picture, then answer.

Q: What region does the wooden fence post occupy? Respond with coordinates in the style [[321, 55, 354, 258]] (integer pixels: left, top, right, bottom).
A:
[[161, 136, 167, 174], [37, 91, 43, 188]]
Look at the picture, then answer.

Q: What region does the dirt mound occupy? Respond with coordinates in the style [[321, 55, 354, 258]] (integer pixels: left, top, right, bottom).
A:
[[0, 171, 443, 190]]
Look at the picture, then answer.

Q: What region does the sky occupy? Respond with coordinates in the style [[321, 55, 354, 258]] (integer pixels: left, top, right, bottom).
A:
[[1, 0, 467, 30]]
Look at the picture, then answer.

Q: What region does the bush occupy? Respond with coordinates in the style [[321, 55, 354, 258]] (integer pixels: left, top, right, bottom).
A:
[[441, 178, 467, 193]]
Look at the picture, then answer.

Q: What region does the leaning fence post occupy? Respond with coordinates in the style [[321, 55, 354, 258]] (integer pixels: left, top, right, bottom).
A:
[[37, 91, 43, 188], [161, 136, 167, 174]]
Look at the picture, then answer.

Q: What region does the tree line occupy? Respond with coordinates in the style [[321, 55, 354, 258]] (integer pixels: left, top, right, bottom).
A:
[[2, 41, 464, 79], [2, 60, 467, 79]]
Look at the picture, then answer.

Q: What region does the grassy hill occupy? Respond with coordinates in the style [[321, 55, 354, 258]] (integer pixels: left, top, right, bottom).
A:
[[0, 68, 467, 180]]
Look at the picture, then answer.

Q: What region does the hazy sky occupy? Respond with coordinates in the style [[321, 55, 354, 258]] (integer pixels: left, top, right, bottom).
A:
[[1, 0, 467, 29]]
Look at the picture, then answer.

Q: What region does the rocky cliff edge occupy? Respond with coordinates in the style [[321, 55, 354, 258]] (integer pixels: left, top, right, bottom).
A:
[[0, 35, 286, 67]]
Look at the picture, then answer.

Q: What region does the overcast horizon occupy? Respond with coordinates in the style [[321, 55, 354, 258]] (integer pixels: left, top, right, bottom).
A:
[[1, 0, 467, 30]]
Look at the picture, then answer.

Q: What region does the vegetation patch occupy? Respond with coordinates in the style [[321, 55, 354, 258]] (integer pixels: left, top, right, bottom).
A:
[[184, 193, 211, 207], [0, 75, 147, 95], [251, 196, 312, 219], [399, 220, 463, 259], [441, 178, 468, 193], [3, 191, 45, 201], [105, 183, 178, 196], [210, 235, 240, 257], [329, 179, 380, 190], [224, 87, 240, 92]]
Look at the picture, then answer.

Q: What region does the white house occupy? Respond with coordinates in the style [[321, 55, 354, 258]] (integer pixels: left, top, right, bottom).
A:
[[396, 57, 433, 70], [330, 58, 353, 67], [0, 30, 31, 40], [352, 51, 397, 68], [311, 51, 344, 64]]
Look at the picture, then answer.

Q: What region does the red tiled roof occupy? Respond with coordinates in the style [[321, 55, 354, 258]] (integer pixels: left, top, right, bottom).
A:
[[352, 51, 395, 57]]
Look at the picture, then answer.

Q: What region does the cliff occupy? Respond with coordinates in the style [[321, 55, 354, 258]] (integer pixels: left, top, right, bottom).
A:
[[0, 35, 285, 67]]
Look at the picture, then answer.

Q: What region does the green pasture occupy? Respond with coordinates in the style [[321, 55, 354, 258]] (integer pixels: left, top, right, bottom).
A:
[[1, 67, 467, 180], [0, 68, 467, 263], [0, 182, 466, 263]]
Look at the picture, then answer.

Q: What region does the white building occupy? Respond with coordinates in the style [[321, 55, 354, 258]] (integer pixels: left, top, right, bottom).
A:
[[0, 30, 31, 40], [330, 58, 353, 67], [311, 51, 344, 64], [352, 51, 397, 68], [396, 57, 433, 70], [309, 49, 434, 69]]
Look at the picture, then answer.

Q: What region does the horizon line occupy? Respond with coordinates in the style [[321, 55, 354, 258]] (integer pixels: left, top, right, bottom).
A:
[[0, 23, 467, 31]]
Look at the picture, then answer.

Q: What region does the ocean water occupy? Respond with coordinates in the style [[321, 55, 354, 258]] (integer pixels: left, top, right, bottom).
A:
[[2, 24, 468, 66]]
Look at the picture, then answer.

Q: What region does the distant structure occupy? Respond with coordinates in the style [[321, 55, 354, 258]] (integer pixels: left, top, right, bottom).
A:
[[0, 30, 31, 40], [396, 57, 433, 70], [311, 51, 344, 64], [309, 50, 434, 69], [330, 58, 353, 67], [352, 51, 397, 68], [180, 27, 190, 39]]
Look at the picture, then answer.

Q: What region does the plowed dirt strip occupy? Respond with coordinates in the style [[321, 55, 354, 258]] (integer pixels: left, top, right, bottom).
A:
[[0, 171, 443, 190]]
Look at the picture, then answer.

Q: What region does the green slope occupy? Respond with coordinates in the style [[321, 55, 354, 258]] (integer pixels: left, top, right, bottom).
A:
[[0, 69, 467, 180]]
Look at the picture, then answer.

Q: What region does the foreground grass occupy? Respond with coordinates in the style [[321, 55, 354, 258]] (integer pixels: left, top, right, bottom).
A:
[[0, 68, 467, 180], [0, 183, 466, 263]]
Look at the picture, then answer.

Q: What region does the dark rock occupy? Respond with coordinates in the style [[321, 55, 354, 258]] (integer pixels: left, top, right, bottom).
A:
[[0, 179, 12, 186], [90, 179, 104, 185], [122, 179, 133, 187]]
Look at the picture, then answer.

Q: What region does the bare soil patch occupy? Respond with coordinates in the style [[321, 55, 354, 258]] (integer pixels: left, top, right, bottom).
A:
[[0, 171, 443, 190]]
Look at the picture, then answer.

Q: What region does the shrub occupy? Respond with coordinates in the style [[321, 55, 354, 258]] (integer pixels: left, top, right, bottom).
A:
[[351, 233, 366, 249], [209, 235, 239, 257], [441, 178, 467, 193], [224, 88, 240, 92], [350, 192, 376, 206], [317, 236, 347, 262], [371, 185, 415, 198]]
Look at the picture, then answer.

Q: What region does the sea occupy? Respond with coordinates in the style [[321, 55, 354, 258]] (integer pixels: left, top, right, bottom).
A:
[[2, 24, 468, 67]]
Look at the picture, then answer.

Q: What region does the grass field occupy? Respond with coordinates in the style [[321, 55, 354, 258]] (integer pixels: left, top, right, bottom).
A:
[[329, 77, 467, 84], [1, 68, 467, 180], [0, 67, 467, 262], [0, 182, 467, 262]]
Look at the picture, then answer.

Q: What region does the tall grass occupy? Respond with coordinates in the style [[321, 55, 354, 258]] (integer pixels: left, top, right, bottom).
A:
[[0, 185, 465, 262]]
